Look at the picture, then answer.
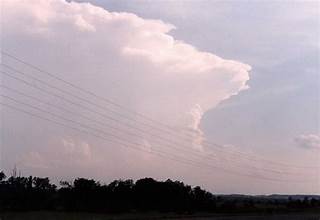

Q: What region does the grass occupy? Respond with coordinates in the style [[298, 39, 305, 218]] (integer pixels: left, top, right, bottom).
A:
[[0, 212, 319, 220]]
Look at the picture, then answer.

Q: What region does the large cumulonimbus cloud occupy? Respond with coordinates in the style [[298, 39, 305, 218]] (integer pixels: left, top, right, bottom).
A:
[[2, 0, 250, 177]]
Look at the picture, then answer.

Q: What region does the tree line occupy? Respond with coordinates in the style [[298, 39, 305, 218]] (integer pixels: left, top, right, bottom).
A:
[[0, 171, 319, 214]]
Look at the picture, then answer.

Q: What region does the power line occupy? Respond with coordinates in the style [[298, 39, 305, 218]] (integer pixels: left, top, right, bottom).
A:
[[1, 84, 304, 176], [1, 52, 277, 153], [1, 50, 187, 132], [0, 101, 208, 173], [1, 70, 312, 176], [1, 62, 179, 137], [0, 98, 311, 183], [1, 60, 317, 170], [0, 51, 316, 180]]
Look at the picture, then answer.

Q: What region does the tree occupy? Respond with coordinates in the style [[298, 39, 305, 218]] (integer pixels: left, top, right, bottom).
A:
[[33, 177, 56, 191], [0, 171, 6, 182]]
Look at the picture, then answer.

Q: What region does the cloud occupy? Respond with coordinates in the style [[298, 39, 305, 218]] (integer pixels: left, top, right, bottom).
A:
[[3, 0, 250, 177], [295, 134, 320, 150], [20, 138, 93, 170], [187, 104, 205, 150], [62, 138, 92, 160]]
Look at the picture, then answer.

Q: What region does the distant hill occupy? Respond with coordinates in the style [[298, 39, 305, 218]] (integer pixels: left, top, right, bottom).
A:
[[218, 194, 320, 201]]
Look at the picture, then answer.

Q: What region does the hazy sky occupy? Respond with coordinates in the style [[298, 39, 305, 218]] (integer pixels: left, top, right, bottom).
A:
[[1, 0, 319, 194]]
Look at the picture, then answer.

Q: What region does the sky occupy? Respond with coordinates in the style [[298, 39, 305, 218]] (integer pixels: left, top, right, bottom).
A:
[[0, 0, 319, 194]]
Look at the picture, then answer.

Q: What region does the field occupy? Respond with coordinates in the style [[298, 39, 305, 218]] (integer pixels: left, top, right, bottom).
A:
[[1, 212, 319, 220]]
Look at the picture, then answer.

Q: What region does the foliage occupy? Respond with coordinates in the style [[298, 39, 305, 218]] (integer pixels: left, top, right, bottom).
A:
[[0, 171, 319, 214]]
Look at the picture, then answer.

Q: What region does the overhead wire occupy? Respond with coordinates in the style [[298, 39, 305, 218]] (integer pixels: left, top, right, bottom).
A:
[[0, 56, 317, 170], [0, 69, 310, 175], [0, 84, 305, 176], [0, 97, 311, 183]]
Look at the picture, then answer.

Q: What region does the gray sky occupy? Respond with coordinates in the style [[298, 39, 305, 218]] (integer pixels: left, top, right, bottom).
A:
[[1, 0, 319, 194]]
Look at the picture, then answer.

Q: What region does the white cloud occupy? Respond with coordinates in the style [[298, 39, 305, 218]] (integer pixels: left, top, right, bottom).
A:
[[187, 104, 205, 150], [295, 134, 320, 150], [3, 0, 250, 177], [62, 138, 92, 159], [20, 138, 93, 170]]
